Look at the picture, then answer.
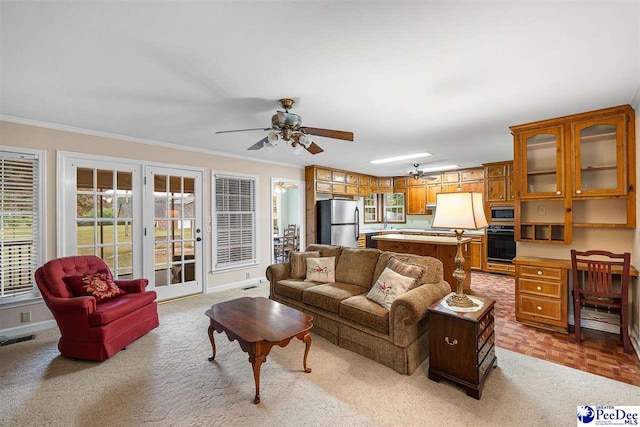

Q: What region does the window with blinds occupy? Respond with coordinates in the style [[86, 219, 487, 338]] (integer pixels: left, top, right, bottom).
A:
[[0, 150, 42, 303], [213, 173, 257, 270]]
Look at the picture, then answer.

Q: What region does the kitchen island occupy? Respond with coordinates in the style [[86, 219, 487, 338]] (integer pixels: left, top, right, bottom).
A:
[[372, 233, 472, 292]]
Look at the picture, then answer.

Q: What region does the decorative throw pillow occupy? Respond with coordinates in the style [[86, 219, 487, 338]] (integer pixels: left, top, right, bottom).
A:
[[304, 257, 336, 283], [64, 271, 125, 303], [366, 267, 418, 310], [290, 251, 321, 279], [387, 256, 426, 290]]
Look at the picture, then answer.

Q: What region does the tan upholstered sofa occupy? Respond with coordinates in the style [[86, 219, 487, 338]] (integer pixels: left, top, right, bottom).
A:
[[266, 244, 451, 375]]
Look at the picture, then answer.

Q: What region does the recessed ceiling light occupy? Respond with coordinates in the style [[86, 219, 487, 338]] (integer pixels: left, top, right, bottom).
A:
[[370, 152, 431, 164], [419, 164, 460, 173]]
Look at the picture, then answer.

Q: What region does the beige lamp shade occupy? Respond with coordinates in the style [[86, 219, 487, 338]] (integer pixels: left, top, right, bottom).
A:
[[431, 192, 488, 230]]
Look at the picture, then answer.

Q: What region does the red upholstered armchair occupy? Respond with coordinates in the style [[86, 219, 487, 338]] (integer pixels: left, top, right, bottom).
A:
[[35, 255, 159, 361]]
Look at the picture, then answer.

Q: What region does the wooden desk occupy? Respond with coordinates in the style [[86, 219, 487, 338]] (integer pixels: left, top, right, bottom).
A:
[[373, 233, 472, 292], [512, 256, 637, 333]]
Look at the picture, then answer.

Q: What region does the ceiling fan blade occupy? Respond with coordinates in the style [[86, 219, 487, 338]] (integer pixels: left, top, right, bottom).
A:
[[304, 142, 324, 155], [247, 136, 269, 151], [302, 127, 354, 141], [216, 127, 270, 135]]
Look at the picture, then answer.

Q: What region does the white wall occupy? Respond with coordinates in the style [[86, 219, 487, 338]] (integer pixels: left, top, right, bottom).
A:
[[0, 120, 304, 334]]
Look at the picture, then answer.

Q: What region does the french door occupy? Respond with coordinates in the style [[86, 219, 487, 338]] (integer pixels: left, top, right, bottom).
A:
[[60, 155, 204, 301], [62, 160, 142, 279], [144, 166, 204, 300]]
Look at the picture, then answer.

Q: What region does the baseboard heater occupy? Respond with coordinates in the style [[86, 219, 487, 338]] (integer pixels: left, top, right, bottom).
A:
[[0, 334, 35, 347]]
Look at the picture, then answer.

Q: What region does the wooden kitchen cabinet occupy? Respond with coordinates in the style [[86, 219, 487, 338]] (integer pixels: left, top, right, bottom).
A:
[[484, 161, 514, 203], [407, 186, 427, 214], [511, 105, 636, 243], [377, 177, 393, 192], [468, 237, 482, 270], [428, 296, 497, 399], [426, 184, 440, 205], [316, 168, 332, 181], [513, 257, 567, 333]]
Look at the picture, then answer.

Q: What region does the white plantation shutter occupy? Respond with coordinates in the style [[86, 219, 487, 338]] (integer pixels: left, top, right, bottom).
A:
[[0, 150, 41, 301], [213, 173, 257, 270]]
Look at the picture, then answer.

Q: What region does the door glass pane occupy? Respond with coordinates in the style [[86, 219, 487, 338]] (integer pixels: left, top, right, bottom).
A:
[[579, 124, 617, 190], [75, 166, 135, 279], [525, 133, 557, 193]]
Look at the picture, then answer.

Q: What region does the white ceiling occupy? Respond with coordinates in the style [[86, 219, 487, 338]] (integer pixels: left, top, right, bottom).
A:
[[1, 1, 639, 177]]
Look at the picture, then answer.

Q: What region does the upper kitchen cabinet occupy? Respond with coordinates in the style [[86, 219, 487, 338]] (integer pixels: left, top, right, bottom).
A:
[[484, 161, 514, 204], [512, 125, 565, 200], [571, 112, 629, 197], [511, 105, 636, 243]]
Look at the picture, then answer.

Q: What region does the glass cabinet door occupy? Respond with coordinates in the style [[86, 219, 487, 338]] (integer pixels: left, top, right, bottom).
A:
[[520, 125, 565, 198], [571, 115, 626, 196]]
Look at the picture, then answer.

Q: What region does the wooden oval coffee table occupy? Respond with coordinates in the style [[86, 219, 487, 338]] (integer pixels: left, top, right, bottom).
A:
[[205, 297, 313, 404]]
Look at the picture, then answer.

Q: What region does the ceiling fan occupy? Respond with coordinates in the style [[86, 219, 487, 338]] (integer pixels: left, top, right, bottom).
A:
[[274, 181, 297, 193], [409, 164, 425, 180], [215, 98, 354, 155], [408, 164, 439, 181]]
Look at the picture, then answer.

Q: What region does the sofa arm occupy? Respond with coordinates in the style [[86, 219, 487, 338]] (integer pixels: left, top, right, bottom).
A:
[[389, 280, 451, 346], [266, 263, 291, 296], [49, 296, 96, 314], [114, 278, 148, 294]]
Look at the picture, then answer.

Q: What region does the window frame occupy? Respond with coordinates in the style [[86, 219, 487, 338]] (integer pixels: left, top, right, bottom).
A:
[[0, 146, 46, 307], [383, 192, 406, 224], [212, 171, 259, 272], [362, 193, 380, 223]]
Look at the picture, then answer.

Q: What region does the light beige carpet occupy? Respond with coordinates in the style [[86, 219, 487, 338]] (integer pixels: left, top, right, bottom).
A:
[[1, 283, 638, 427]]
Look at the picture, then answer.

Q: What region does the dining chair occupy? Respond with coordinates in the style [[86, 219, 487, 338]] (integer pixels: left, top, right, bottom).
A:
[[570, 249, 631, 354]]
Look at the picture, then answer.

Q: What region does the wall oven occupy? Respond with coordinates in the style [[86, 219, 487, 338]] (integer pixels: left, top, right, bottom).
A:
[[490, 206, 515, 223], [487, 224, 516, 262]]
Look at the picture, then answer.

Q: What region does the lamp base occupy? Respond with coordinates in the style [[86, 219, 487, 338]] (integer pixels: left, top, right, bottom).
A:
[[446, 293, 478, 308]]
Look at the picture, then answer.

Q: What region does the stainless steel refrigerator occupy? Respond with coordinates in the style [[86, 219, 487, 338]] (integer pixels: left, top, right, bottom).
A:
[[317, 199, 359, 248]]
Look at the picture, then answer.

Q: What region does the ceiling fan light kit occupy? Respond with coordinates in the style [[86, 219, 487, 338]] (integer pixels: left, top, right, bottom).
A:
[[215, 98, 354, 155]]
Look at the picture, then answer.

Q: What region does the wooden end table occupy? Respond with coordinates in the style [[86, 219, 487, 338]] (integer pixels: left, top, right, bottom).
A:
[[428, 295, 497, 399], [205, 297, 313, 404]]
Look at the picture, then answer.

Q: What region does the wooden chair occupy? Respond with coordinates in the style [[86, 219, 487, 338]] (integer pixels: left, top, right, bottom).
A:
[[570, 249, 631, 354], [282, 224, 298, 262]]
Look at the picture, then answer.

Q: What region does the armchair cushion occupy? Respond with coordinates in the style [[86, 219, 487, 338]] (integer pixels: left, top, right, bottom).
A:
[[64, 271, 125, 302], [114, 278, 148, 294], [88, 291, 157, 326]]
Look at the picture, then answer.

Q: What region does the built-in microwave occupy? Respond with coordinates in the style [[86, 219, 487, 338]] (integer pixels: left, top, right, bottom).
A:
[[490, 206, 515, 222]]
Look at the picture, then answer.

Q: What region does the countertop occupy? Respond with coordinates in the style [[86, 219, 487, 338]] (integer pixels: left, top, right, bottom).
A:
[[371, 233, 471, 245], [360, 227, 485, 236]]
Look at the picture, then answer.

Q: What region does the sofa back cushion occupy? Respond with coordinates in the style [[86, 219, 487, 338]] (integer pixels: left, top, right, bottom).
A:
[[305, 244, 342, 264], [372, 252, 443, 287], [335, 247, 381, 289], [290, 251, 321, 279]]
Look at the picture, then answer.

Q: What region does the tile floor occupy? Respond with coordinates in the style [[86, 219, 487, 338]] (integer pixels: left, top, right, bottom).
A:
[[471, 271, 640, 386]]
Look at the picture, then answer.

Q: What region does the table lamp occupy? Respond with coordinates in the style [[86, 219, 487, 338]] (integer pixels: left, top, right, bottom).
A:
[[431, 192, 488, 308]]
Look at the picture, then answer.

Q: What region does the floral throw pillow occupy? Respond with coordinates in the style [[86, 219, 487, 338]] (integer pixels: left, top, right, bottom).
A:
[[64, 271, 125, 303], [304, 257, 336, 283], [366, 267, 417, 310]]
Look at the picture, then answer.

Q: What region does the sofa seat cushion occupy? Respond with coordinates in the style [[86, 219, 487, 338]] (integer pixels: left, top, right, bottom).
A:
[[303, 282, 366, 314], [89, 291, 157, 326], [275, 279, 322, 301], [340, 295, 389, 334]]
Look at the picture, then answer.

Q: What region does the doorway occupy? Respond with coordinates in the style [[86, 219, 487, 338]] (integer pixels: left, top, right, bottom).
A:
[[271, 178, 304, 263]]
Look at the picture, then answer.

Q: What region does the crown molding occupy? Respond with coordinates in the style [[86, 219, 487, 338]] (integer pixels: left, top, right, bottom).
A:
[[0, 115, 304, 170]]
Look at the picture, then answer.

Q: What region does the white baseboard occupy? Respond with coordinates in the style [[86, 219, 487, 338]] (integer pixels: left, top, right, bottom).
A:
[[0, 319, 57, 339], [206, 276, 267, 293]]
